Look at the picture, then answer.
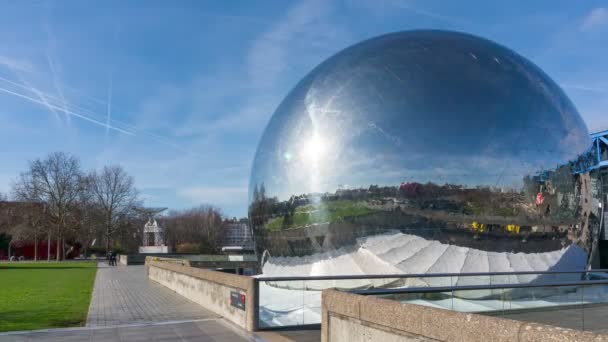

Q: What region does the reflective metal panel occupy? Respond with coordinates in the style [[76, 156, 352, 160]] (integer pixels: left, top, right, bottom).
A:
[[249, 30, 603, 277]]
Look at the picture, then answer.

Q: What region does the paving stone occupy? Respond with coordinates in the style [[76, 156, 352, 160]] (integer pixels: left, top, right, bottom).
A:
[[87, 263, 217, 327]]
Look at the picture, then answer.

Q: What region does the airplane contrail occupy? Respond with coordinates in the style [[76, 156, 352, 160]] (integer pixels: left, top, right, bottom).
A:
[[0, 74, 206, 158], [0, 74, 147, 137], [0, 74, 128, 130], [12, 72, 62, 124], [44, 21, 71, 125], [106, 72, 113, 138], [46, 52, 70, 126], [0, 74, 126, 129], [0, 84, 135, 135]]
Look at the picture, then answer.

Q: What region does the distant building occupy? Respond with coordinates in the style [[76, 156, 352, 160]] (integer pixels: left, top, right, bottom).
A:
[[592, 129, 608, 192], [592, 129, 608, 242]]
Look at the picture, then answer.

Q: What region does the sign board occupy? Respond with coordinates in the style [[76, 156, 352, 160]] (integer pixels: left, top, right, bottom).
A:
[[230, 291, 246, 311]]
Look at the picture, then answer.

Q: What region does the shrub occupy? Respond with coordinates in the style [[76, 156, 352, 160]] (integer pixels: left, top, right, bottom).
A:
[[176, 243, 199, 254]]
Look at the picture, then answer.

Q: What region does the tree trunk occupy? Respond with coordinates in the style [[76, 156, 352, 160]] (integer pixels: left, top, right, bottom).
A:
[[47, 233, 51, 261], [84, 244, 88, 260], [106, 223, 111, 253], [56, 235, 61, 261], [7, 239, 11, 260], [62, 236, 66, 260], [106, 233, 110, 254], [34, 233, 38, 261]]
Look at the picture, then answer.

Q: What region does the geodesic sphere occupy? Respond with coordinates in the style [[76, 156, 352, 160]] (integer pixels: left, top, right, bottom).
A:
[[249, 30, 600, 274]]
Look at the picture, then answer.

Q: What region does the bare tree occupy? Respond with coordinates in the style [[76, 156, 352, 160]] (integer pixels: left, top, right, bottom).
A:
[[90, 165, 138, 253], [0, 201, 45, 260], [12, 152, 83, 261], [163, 205, 225, 253], [73, 175, 102, 258], [21, 203, 47, 261]]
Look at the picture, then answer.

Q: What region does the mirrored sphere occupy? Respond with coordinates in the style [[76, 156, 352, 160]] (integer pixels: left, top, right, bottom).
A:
[[249, 30, 602, 277]]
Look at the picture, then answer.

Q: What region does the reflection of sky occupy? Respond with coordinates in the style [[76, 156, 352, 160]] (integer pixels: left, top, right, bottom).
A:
[[250, 31, 590, 202]]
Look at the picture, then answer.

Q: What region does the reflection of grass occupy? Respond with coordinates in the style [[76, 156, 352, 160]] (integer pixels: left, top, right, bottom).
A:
[[465, 202, 518, 217], [267, 216, 285, 231], [0, 262, 97, 332], [465, 203, 484, 215], [267, 200, 375, 230], [496, 207, 518, 217]]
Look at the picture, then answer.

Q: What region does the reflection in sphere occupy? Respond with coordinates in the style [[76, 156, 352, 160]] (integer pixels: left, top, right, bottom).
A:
[[249, 30, 602, 279]]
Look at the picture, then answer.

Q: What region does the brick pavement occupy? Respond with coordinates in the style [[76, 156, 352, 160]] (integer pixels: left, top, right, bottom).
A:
[[0, 319, 256, 341], [87, 262, 216, 326]]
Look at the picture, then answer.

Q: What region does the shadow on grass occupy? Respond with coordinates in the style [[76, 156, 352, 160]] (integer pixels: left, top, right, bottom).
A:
[[0, 266, 94, 270], [0, 310, 85, 333]]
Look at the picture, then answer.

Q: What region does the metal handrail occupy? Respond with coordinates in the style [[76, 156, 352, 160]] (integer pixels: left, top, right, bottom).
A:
[[255, 268, 608, 282], [350, 279, 608, 296]]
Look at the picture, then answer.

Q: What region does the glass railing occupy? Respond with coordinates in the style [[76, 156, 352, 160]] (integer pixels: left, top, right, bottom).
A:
[[255, 269, 608, 329], [353, 280, 608, 332]]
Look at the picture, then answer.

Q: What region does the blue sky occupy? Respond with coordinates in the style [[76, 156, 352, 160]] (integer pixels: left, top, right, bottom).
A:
[[0, 0, 606, 217]]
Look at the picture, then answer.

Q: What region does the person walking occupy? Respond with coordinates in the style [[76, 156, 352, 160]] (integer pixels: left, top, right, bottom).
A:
[[106, 251, 111, 266]]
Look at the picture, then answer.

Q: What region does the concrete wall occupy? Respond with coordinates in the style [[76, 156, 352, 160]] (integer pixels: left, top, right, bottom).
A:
[[146, 260, 257, 331], [120, 253, 258, 270], [118, 254, 128, 266], [119, 253, 191, 265], [322, 289, 608, 342], [120, 253, 198, 265]]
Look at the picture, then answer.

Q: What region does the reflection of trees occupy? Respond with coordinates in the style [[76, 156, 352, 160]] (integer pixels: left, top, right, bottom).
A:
[[249, 183, 311, 231], [249, 153, 602, 258], [573, 150, 598, 173], [250, 164, 592, 233], [249, 183, 269, 231]]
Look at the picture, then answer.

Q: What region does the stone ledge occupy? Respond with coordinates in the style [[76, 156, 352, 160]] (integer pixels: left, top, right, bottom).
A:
[[322, 289, 608, 342], [146, 260, 258, 332], [146, 259, 254, 291]]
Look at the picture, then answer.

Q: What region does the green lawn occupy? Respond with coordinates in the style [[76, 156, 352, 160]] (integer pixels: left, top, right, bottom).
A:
[[0, 262, 97, 332]]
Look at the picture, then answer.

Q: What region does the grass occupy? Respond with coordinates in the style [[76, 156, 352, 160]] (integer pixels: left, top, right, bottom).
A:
[[0, 262, 97, 332], [267, 200, 375, 230]]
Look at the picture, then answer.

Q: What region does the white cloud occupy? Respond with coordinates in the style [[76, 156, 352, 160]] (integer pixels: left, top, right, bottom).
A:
[[177, 186, 248, 205], [247, 0, 350, 89], [139, 193, 159, 203], [0, 54, 34, 72], [389, 1, 465, 24], [350, 0, 466, 25], [581, 7, 608, 31], [0, 173, 13, 196], [560, 83, 608, 93], [129, 0, 354, 146]]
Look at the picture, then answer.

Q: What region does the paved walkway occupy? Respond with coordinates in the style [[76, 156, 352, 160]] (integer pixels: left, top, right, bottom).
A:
[[0, 319, 256, 341], [87, 263, 215, 326], [0, 263, 258, 341]]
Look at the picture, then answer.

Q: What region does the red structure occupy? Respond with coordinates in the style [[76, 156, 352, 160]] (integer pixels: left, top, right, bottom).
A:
[[8, 240, 57, 260], [0, 240, 82, 260]]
